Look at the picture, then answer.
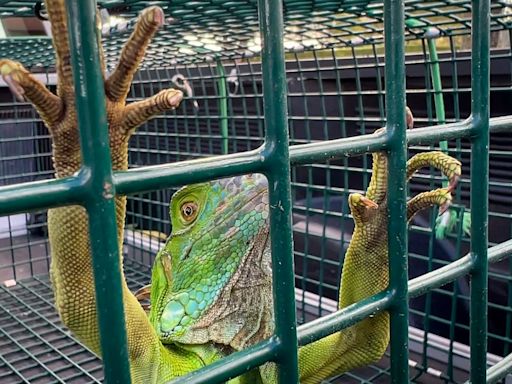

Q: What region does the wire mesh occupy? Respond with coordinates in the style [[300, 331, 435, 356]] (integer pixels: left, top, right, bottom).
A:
[[0, 1, 510, 383], [0, 0, 510, 67]]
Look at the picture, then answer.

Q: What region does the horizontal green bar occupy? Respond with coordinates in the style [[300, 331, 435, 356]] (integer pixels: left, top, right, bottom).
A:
[[0, 174, 85, 215], [487, 239, 512, 263], [297, 290, 393, 346], [290, 132, 388, 165], [407, 115, 512, 145], [408, 254, 473, 298], [169, 338, 280, 384], [116, 116, 511, 195], [115, 149, 265, 195], [407, 119, 472, 145], [1, 116, 511, 215], [484, 351, 512, 384], [409, 239, 512, 298], [297, 239, 512, 349]]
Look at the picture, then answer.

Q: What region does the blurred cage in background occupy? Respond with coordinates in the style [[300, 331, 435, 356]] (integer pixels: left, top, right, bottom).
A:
[[0, 0, 511, 383]]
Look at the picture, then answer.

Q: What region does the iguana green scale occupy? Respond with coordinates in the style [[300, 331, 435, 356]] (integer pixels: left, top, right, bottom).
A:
[[0, 2, 462, 383]]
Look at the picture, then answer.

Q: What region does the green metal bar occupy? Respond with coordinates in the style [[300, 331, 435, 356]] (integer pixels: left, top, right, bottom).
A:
[[409, 239, 512, 299], [289, 131, 388, 164], [384, 0, 409, 382], [170, 338, 280, 384], [258, 0, 299, 382], [298, 291, 393, 346], [216, 59, 229, 155], [469, 0, 490, 382], [0, 176, 85, 215], [1, 117, 511, 215], [296, 241, 512, 376], [112, 115, 512, 197], [406, 116, 511, 143], [65, 1, 131, 383], [296, 240, 512, 374], [115, 149, 265, 195], [427, 38, 447, 128], [427, 37, 449, 173], [409, 254, 473, 299]]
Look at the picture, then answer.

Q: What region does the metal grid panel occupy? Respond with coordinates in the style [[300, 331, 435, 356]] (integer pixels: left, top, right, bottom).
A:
[[0, 1, 510, 67], [0, 260, 152, 384], [0, 34, 511, 383], [0, 0, 510, 382]]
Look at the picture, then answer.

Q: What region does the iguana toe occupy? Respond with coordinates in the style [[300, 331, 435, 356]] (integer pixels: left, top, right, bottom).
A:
[[349, 193, 378, 209], [0, 60, 27, 101], [144, 6, 165, 25]]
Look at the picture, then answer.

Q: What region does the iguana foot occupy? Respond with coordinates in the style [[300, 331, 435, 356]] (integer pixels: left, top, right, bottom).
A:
[[1, 3, 182, 175], [406, 151, 461, 219]]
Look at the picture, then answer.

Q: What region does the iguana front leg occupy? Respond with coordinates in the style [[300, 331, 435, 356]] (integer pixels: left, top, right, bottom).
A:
[[0, 1, 203, 382], [297, 129, 462, 383]]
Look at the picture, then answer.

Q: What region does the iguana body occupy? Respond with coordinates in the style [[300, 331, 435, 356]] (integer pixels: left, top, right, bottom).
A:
[[0, 2, 462, 383]]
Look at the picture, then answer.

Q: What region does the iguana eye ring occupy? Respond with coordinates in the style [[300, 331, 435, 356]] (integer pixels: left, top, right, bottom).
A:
[[180, 202, 198, 222]]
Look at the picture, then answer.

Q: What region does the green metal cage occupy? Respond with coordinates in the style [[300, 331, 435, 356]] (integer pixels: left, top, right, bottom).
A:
[[0, 0, 511, 383]]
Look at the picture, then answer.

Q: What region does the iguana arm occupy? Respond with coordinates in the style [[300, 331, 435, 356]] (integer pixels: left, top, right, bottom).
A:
[[297, 143, 461, 383], [0, 2, 203, 382]]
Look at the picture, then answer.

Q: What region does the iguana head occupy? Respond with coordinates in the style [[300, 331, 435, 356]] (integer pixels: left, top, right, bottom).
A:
[[149, 174, 273, 350]]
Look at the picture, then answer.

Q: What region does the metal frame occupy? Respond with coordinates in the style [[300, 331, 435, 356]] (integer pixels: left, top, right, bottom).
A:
[[0, 0, 511, 383]]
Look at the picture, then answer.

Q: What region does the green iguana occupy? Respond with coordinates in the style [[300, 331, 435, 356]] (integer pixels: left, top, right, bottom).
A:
[[0, 2, 462, 383]]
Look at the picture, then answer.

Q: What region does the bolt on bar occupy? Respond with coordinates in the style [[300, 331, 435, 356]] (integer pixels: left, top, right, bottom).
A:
[[469, 0, 490, 382], [65, 1, 131, 383], [384, 0, 410, 382], [258, 0, 299, 382]]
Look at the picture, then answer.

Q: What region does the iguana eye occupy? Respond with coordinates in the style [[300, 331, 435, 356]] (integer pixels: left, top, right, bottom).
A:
[[180, 202, 198, 222]]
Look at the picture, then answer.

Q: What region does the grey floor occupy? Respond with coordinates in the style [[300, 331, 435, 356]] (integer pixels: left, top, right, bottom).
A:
[[0, 233, 50, 283]]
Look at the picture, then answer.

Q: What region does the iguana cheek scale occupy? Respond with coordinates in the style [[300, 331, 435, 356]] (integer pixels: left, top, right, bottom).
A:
[[0, 1, 463, 382]]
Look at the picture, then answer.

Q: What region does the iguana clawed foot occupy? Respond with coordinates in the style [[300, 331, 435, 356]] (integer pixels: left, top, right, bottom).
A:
[[0, 3, 190, 378], [0, 60, 28, 101], [0, 2, 182, 176]]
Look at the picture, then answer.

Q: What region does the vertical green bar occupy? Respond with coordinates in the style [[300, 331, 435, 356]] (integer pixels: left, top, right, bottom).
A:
[[216, 59, 229, 155], [384, 0, 409, 382], [258, 0, 299, 382], [427, 39, 446, 128], [65, 1, 131, 383], [470, 0, 490, 382]]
